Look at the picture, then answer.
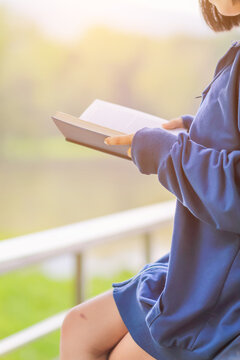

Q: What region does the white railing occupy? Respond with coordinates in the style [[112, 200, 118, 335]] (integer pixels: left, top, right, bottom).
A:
[[0, 200, 175, 357]]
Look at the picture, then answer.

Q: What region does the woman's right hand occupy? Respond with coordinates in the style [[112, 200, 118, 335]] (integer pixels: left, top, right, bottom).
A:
[[162, 117, 184, 130]]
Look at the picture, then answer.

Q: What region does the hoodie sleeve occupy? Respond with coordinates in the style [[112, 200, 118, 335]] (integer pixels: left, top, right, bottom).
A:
[[181, 114, 194, 131], [131, 127, 240, 234]]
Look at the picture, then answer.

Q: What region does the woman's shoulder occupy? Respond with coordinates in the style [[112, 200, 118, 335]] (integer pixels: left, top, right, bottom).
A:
[[188, 44, 240, 151], [214, 41, 240, 78]]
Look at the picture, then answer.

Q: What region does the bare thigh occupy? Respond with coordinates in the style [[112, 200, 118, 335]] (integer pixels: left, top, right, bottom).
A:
[[108, 332, 156, 360], [60, 288, 128, 357]]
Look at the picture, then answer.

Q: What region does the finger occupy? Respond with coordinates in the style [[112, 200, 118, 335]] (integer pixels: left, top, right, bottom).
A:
[[104, 134, 134, 146], [162, 120, 179, 129], [127, 147, 131, 158]]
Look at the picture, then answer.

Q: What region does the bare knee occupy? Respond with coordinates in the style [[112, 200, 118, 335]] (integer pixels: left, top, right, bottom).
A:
[[60, 290, 129, 359], [60, 305, 100, 356], [61, 307, 78, 339], [61, 307, 80, 346]]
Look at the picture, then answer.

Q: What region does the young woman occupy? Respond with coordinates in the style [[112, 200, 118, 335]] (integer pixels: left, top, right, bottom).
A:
[[60, 1, 240, 359]]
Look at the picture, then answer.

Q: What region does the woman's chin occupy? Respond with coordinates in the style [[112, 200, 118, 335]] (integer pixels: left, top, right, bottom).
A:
[[215, 5, 240, 16], [208, 0, 240, 16], [218, 9, 240, 16]]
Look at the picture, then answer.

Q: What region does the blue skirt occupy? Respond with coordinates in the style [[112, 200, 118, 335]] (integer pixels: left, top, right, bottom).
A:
[[112, 252, 209, 360]]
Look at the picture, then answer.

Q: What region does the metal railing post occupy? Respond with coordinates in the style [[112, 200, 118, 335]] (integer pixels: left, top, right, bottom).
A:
[[75, 252, 85, 305], [143, 232, 152, 264]]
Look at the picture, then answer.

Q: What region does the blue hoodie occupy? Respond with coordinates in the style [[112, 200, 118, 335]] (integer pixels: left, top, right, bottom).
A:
[[112, 40, 240, 360]]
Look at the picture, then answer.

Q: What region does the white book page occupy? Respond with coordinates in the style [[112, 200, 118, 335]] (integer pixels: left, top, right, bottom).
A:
[[79, 99, 185, 136]]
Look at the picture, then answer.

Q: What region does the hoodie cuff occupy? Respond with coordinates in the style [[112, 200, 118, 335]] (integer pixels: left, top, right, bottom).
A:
[[131, 127, 177, 175], [181, 114, 194, 131]]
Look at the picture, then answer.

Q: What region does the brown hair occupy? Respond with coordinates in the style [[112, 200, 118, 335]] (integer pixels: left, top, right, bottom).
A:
[[199, 0, 240, 31]]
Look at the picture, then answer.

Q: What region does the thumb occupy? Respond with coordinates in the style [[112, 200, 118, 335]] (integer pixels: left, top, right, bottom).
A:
[[162, 118, 183, 129]]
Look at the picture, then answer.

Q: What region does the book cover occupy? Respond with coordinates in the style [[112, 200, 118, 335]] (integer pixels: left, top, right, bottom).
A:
[[52, 99, 185, 160]]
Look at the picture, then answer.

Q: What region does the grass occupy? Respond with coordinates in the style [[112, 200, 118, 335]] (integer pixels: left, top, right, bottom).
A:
[[0, 267, 135, 360]]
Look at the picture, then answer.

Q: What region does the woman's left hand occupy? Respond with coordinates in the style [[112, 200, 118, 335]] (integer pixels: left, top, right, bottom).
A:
[[104, 133, 135, 158]]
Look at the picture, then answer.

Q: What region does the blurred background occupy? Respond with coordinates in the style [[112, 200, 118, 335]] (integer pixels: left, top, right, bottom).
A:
[[0, 0, 239, 358]]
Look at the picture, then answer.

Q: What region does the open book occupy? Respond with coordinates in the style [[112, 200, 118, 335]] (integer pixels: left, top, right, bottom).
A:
[[52, 99, 186, 161]]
